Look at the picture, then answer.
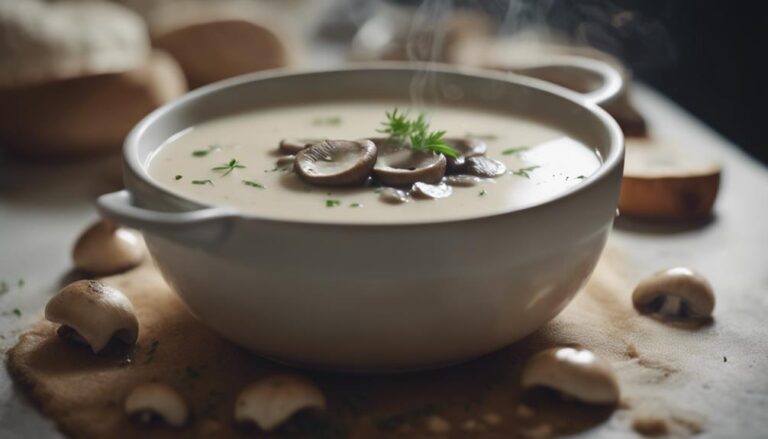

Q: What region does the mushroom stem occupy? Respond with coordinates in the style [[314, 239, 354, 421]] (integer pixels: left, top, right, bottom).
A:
[[658, 295, 683, 318]]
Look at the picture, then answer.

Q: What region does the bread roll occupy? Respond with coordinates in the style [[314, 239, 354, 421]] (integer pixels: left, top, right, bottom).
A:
[[0, 51, 186, 158], [0, 0, 149, 88], [619, 139, 721, 220]]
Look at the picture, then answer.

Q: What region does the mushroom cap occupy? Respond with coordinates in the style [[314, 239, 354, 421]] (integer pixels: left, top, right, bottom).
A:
[[465, 156, 507, 178], [521, 347, 620, 405], [410, 181, 453, 199], [73, 219, 144, 275], [45, 280, 139, 353], [632, 267, 715, 319], [444, 137, 487, 171], [0, 0, 150, 88], [124, 382, 188, 427], [235, 374, 326, 432], [278, 138, 316, 155], [371, 138, 447, 186], [294, 139, 377, 186]]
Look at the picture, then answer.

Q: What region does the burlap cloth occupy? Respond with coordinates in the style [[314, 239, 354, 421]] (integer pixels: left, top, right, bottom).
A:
[[6, 242, 708, 438]]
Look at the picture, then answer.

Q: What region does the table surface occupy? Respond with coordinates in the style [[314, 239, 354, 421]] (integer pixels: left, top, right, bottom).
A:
[[1, 82, 767, 438]]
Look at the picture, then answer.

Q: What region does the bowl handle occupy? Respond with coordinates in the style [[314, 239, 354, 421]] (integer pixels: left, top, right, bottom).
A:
[[97, 190, 237, 244], [507, 56, 625, 106]]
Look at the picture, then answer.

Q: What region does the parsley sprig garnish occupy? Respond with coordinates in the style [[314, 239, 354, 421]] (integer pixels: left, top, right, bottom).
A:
[[378, 109, 459, 158], [212, 158, 245, 176]]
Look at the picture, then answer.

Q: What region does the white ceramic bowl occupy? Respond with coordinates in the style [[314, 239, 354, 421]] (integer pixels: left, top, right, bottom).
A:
[[98, 62, 624, 371]]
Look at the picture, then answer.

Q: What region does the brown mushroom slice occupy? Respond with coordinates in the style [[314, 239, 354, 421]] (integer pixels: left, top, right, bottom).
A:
[[465, 156, 506, 178], [632, 267, 715, 320], [444, 137, 487, 171], [44, 280, 139, 353], [443, 174, 482, 187], [620, 140, 720, 220], [125, 383, 188, 427], [521, 347, 620, 405], [235, 375, 326, 432], [73, 219, 144, 275], [378, 187, 411, 204], [275, 155, 295, 167], [371, 142, 447, 186], [279, 138, 317, 155], [410, 182, 453, 199], [294, 139, 377, 187]]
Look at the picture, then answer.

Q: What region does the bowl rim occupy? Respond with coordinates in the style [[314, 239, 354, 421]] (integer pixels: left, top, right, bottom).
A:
[[123, 62, 624, 227]]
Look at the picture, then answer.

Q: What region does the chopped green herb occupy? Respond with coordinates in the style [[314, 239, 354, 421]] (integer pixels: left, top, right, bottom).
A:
[[212, 158, 245, 176], [12, 308, 21, 317], [0, 281, 7, 295], [242, 180, 265, 189], [191, 179, 213, 185], [378, 109, 459, 158], [502, 146, 529, 155], [192, 145, 221, 157], [326, 199, 341, 208], [350, 203, 362, 208], [511, 165, 540, 179], [174, 175, 183, 180], [479, 189, 488, 197], [467, 133, 498, 141], [576, 175, 586, 179], [312, 116, 342, 126]]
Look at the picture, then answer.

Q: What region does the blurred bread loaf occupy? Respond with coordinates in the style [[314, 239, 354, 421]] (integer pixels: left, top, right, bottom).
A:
[[0, 51, 186, 157], [147, 0, 293, 88], [0, 0, 149, 88], [619, 139, 721, 220]]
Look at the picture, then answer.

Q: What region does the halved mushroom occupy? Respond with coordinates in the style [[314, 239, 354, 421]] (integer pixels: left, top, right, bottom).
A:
[[45, 280, 139, 353], [444, 137, 487, 171], [521, 347, 620, 405], [410, 181, 453, 199], [279, 138, 317, 155], [632, 267, 715, 320], [465, 156, 507, 178], [378, 187, 411, 204], [294, 139, 377, 186], [235, 374, 326, 432], [371, 138, 447, 186], [443, 174, 482, 187], [125, 383, 188, 427], [73, 219, 144, 275], [275, 155, 295, 167]]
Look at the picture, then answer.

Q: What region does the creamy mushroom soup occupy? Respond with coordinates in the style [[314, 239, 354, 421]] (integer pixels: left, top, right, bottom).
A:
[[147, 101, 601, 224]]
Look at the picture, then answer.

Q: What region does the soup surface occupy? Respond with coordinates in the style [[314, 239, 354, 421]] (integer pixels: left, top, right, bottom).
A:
[[147, 101, 601, 224]]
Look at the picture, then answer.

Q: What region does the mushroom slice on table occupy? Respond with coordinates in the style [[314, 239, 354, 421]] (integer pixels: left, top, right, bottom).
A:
[[73, 219, 144, 275], [371, 138, 447, 186], [279, 138, 317, 155], [632, 267, 715, 320], [235, 374, 326, 432], [410, 181, 453, 199], [125, 383, 188, 427], [294, 139, 377, 186], [521, 347, 620, 405], [45, 280, 139, 353], [465, 156, 507, 178], [443, 137, 487, 171]]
